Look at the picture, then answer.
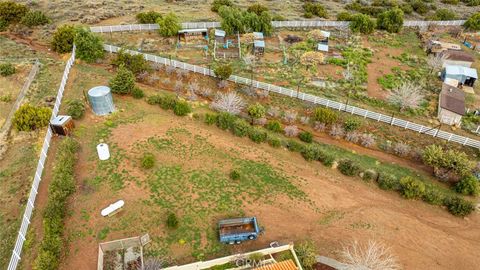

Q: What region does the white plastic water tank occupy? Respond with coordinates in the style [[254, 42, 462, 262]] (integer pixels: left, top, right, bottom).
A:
[[97, 143, 110, 160], [101, 200, 125, 217]]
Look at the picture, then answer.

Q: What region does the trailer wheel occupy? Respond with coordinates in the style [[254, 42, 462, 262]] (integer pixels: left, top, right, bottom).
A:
[[235, 240, 241, 244], [248, 235, 256, 240], [229, 241, 235, 245]]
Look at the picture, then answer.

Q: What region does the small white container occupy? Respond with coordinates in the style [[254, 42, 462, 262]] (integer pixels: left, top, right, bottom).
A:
[[101, 200, 125, 217], [97, 143, 110, 161]]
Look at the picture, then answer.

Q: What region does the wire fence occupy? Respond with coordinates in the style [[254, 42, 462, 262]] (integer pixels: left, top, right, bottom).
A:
[[90, 20, 466, 33], [7, 46, 76, 270], [104, 44, 480, 149]]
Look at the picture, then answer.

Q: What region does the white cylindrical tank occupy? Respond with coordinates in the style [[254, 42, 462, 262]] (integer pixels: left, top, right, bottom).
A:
[[97, 143, 110, 160], [88, 86, 115, 116]]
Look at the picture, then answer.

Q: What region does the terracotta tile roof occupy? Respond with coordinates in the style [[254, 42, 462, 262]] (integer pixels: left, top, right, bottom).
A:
[[440, 83, 465, 115], [441, 50, 475, 63], [254, 260, 298, 270]]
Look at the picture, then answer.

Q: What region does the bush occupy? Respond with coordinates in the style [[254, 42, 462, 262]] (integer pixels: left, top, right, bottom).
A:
[[377, 173, 400, 190], [112, 49, 151, 76], [463, 0, 480, 6], [109, 66, 135, 95], [141, 153, 155, 169], [21, 10, 50, 27], [343, 118, 361, 132], [146, 94, 162, 105], [204, 113, 218, 125], [51, 25, 76, 53], [454, 175, 480, 196], [313, 107, 338, 125], [399, 176, 425, 199], [158, 12, 181, 37], [213, 64, 233, 80], [173, 100, 191, 116], [337, 12, 353, 21], [247, 4, 268, 15], [422, 145, 473, 180], [13, 103, 51, 131], [66, 99, 85, 119], [267, 134, 282, 148], [211, 0, 234, 12], [0, 18, 7, 31], [247, 103, 266, 120], [266, 120, 282, 133], [295, 241, 317, 270], [430, 9, 456, 20], [376, 8, 404, 33], [362, 169, 378, 182], [464, 13, 480, 30], [422, 186, 445, 205], [299, 131, 313, 143], [230, 169, 241, 180], [318, 152, 335, 167], [442, 0, 459, 4], [284, 125, 299, 137], [0, 1, 28, 24], [166, 212, 179, 229], [132, 87, 145, 99], [301, 144, 322, 161], [285, 139, 305, 153], [0, 62, 15, 76], [338, 159, 361, 176], [444, 197, 475, 217], [349, 14, 376, 34], [248, 127, 267, 143], [216, 112, 236, 130], [74, 28, 104, 63], [159, 95, 177, 110], [303, 3, 328, 18], [232, 118, 251, 137], [400, 3, 414, 14], [411, 0, 428, 15], [136, 11, 162, 23]]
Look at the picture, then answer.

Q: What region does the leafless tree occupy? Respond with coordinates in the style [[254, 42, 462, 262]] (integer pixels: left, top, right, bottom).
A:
[[283, 110, 298, 124], [388, 81, 424, 112], [300, 116, 310, 125], [239, 86, 257, 97], [176, 69, 188, 80], [343, 64, 354, 82], [165, 65, 175, 75], [174, 81, 184, 97], [197, 87, 212, 98], [345, 131, 360, 143], [148, 74, 160, 84], [210, 92, 245, 115], [340, 240, 401, 270], [217, 80, 228, 89], [253, 117, 267, 126], [257, 89, 269, 98], [360, 133, 375, 148], [284, 125, 299, 137], [188, 81, 200, 95], [313, 121, 326, 132], [393, 142, 410, 157], [426, 54, 446, 73], [267, 106, 281, 118], [329, 124, 345, 139]]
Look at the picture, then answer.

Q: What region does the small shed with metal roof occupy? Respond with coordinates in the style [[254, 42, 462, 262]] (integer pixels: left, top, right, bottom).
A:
[[254, 40, 265, 54], [441, 65, 478, 87], [438, 83, 465, 126]]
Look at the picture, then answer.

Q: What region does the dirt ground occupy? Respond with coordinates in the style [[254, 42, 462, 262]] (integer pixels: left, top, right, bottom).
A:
[[55, 99, 480, 270]]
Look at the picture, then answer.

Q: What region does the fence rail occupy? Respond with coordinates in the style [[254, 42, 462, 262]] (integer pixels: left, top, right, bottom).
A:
[[104, 44, 480, 149], [90, 20, 466, 33], [7, 46, 76, 270]]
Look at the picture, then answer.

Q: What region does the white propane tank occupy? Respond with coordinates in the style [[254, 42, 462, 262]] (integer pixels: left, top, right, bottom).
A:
[[97, 143, 110, 160]]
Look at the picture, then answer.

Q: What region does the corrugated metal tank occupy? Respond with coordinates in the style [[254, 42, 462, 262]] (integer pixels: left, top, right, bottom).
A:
[[88, 86, 115, 115]]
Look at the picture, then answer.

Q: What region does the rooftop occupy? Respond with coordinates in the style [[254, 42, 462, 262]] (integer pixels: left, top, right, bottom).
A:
[[50, 115, 72, 126], [254, 260, 298, 270], [317, 44, 329, 52], [254, 40, 265, 48], [444, 65, 478, 79], [215, 29, 226, 37], [178, 28, 208, 34], [253, 32, 264, 40], [441, 50, 475, 63], [440, 83, 465, 115]]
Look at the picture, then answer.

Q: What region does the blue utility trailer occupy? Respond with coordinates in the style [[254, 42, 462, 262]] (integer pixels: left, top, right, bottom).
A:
[[218, 217, 261, 244]]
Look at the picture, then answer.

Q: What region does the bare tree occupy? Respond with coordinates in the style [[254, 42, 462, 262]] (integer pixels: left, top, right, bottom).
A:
[[267, 106, 281, 118], [165, 65, 175, 75], [174, 81, 184, 97], [283, 111, 298, 124], [388, 81, 424, 112], [393, 142, 410, 157], [197, 87, 212, 98], [345, 131, 360, 143], [360, 133, 375, 148], [329, 124, 345, 139], [210, 92, 245, 115], [313, 121, 326, 132], [217, 80, 228, 89], [284, 125, 299, 137], [427, 54, 446, 73], [340, 240, 401, 270], [188, 81, 200, 100]]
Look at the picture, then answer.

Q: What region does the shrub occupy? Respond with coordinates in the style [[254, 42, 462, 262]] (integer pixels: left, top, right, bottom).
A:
[[319, 152, 335, 167], [21, 10, 50, 27], [422, 145, 473, 180], [266, 120, 282, 133], [393, 142, 410, 157], [213, 64, 233, 80], [411, 0, 428, 15], [329, 124, 345, 139], [158, 12, 181, 37], [230, 170, 241, 180], [159, 95, 177, 110], [295, 241, 317, 270], [211, 0, 234, 12], [247, 4, 268, 15], [399, 177, 425, 199], [109, 66, 135, 95], [431, 9, 456, 20], [204, 113, 218, 125], [141, 153, 155, 169], [345, 131, 360, 143], [51, 25, 76, 53], [267, 134, 282, 148], [400, 3, 414, 14], [13, 103, 51, 131], [377, 173, 400, 190], [166, 212, 179, 229], [299, 131, 313, 143], [301, 144, 322, 161], [313, 107, 338, 125], [284, 125, 299, 137], [136, 11, 162, 23], [248, 127, 267, 143], [422, 186, 445, 205], [454, 175, 480, 196], [66, 99, 85, 119], [303, 3, 328, 18], [0, 1, 28, 24], [337, 12, 353, 21], [146, 94, 162, 105], [463, 0, 480, 6], [216, 112, 236, 130], [442, 0, 459, 4], [464, 13, 480, 30], [376, 8, 404, 33], [343, 118, 361, 132], [0, 62, 15, 76], [362, 169, 378, 182], [304, 12, 313, 18], [0, 18, 7, 31], [112, 49, 151, 76], [444, 197, 475, 217], [132, 87, 145, 99], [232, 118, 251, 137], [247, 103, 266, 120], [74, 28, 104, 63], [173, 101, 192, 116], [285, 139, 305, 153], [360, 133, 375, 147], [338, 159, 361, 176], [349, 14, 376, 34]]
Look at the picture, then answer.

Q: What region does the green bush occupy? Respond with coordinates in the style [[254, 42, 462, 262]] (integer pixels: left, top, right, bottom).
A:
[[13, 103, 51, 131], [21, 10, 50, 27], [444, 197, 475, 217], [267, 134, 282, 148], [377, 173, 400, 190], [422, 186, 445, 205], [136, 11, 162, 23], [247, 4, 268, 15], [232, 118, 251, 137], [216, 112, 236, 130], [112, 49, 151, 76], [51, 25, 76, 53], [303, 3, 328, 18], [313, 107, 338, 125], [141, 153, 155, 169], [338, 159, 361, 176], [285, 139, 305, 153], [74, 28, 104, 63], [304, 12, 313, 18], [109, 66, 135, 95], [132, 87, 145, 99], [442, 0, 459, 4], [411, 0, 428, 15], [399, 176, 425, 199], [248, 127, 267, 143], [337, 12, 353, 21], [66, 99, 85, 119], [454, 175, 480, 196], [204, 113, 218, 125], [166, 212, 179, 229], [295, 241, 317, 270], [464, 13, 480, 30], [299, 131, 313, 143], [158, 12, 181, 37], [463, 0, 480, 6], [362, 169, 377, 182], [266, 120, 282, 133], [173, 100, 192, 116], [430, 9, 456, 20], [146, 94, 162, 105], [376, 7, 404, 33], [399, 3, 414, 14], [422, 145, 473, 180], [230, 170, 241, 180], [0, 18, 7, 31], [213, 64, 233, 80], [343, 118, 361, 132], [0, 1, 28, 24], [318, 151, 335, 167], [0, 62, 15, 76], [301, 144, 322, 161], [211, 0, 234, 12], [247, 103, 266, 120], [159, 95, 177, 110], [349, 14, 376, 34]]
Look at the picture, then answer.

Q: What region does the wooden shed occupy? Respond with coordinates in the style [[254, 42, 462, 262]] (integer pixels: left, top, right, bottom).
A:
[[438, 83, 465, 126], [50, 115, 74, 136]]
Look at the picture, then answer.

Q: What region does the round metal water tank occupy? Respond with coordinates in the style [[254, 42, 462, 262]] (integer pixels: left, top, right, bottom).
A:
[[97, 143, 110, 161], [88, 86, 115, 116]]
